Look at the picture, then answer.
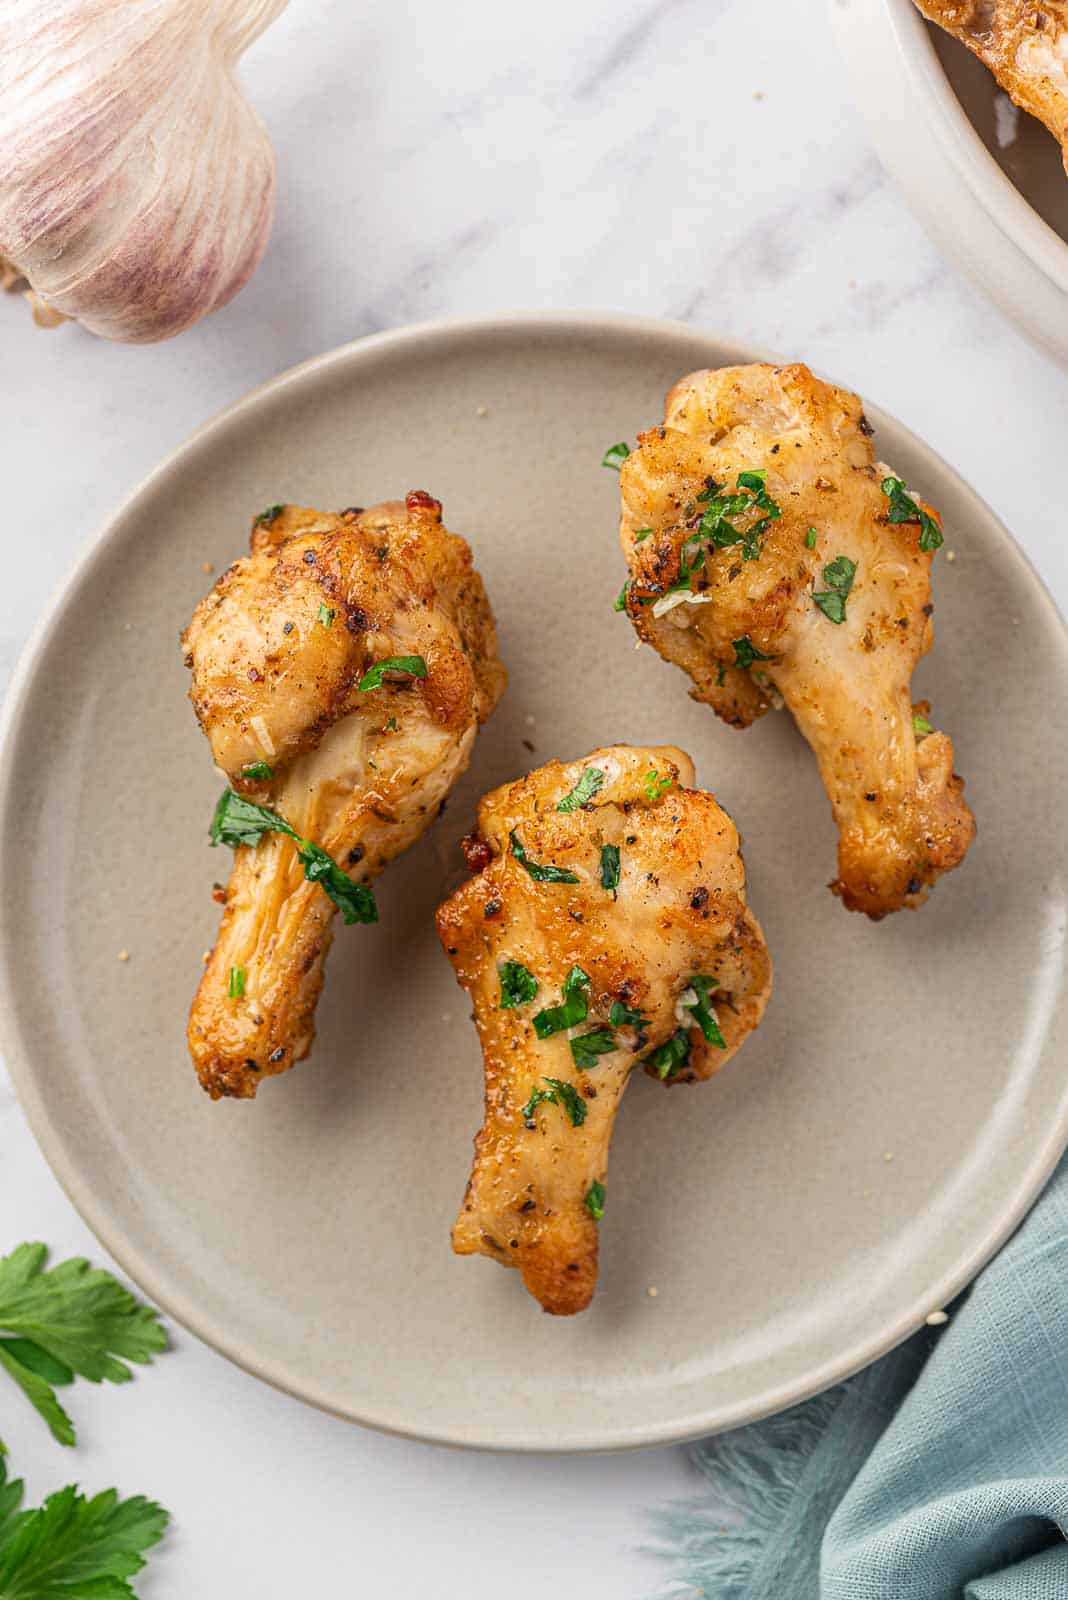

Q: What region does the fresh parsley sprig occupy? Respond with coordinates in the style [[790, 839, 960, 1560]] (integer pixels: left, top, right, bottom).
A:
[[210, 790, 378, 925], [881, 476, 943, 553], [357, 655, 427, 692], [0, 1453, 168, 1600], [570, 1028, 617, 1070], [643, 1029, 691, 1081], [0, 1244, 167, 1450], [584, 1181, 606, 1221], [732, 635, 773, 670], [599, 844, 621, 893], [697, 469, 782, 563], [601, 442, 631, 471]]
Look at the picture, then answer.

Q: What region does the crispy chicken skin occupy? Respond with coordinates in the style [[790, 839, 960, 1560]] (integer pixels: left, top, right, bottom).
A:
[[618, 363, 975, 918], [914, 1, 1068, 171], [183, 494, 505, 1099], [436, 745, 771, 1315]]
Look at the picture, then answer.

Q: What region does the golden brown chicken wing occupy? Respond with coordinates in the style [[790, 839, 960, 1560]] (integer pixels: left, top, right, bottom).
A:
[[436, 745, 771, 1315], [183, 494, 505, 1098], [616, 363, 975, 918], [914, 1, 1068, 171]]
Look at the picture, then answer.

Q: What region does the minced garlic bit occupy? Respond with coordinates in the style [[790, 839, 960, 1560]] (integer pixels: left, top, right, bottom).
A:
[[945, 550, 956, 562], [117, 948, 130, 962], [476, 405, 488, 417], [926, 1309, 949, 1326], [646, 1285, 659, 1299], [651, 590, 716, 620]]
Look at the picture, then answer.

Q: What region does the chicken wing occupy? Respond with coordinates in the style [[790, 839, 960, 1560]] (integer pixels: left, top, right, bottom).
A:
[[617, 363, 975, 918], [914, 1, 1068, 172], [436, 745, 771, 1315], [183, 493, 505, 1099]]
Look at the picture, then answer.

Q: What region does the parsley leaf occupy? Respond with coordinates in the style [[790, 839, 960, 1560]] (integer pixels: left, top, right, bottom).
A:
[[601, 442, 630, 470], [533, 967, 590, 1038], [522, 1077, 587, 1127], [805, 526, 818, 550], [254, 504, 284, 525], [599, 843, 621, 892], [682, 975, 727, 1049], [609, 999, 646, 1036], [697, 469, 782, 562], [570, 1028, 617, 1070], [585, 1180, 606, 1221], [913, 713, 933, 736], [0, 1245, 166, 1449], [358, 655, 428, 692], [556, 767, 605, 813], [227, 965, 246, 999], [509, 830, 580, 885], [241, 760, 274, 781], [0, 1453, 169, 1600], [317, 603, 335, 628], [643, 768, 673, 801], [613, 581, 630, 612], [644, 1029, 692, 1081], [732, 635, 773, 670], [633, 527, 653, 543], [813, 555, 857, 625], [881, 476, 943, 552], [499, 960, 538, 1009], [210, 790, 378, 924]]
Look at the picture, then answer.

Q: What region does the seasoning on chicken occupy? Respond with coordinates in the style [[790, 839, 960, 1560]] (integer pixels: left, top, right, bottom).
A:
[[183, 494, 505, 1099], [913, 1, 1068, 173], [436, 745, 771, 1315], [616, 362, 975, 918]]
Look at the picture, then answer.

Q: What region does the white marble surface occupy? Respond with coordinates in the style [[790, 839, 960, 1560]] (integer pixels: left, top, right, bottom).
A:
[[1, 0, 1066, 1593]]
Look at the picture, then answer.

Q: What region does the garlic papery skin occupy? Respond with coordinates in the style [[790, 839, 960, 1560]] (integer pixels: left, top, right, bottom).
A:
[[0, 0, 287, 343]]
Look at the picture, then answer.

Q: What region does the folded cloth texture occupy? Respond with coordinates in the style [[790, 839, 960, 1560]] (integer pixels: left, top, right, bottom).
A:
[[647, 1152, 1068, 1599]]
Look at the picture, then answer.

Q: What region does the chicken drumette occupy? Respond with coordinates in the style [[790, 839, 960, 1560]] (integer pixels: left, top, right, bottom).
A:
[[436, 745, 771, 1315], [183, 493, 505, 1099], [617, 363, 975, 918], [913, 1, 1068, 173]]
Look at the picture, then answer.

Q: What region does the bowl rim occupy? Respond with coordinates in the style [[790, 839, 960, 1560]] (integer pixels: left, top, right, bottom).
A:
[[2, 309, 1067, 1452], [889, 0, 1068, 290]]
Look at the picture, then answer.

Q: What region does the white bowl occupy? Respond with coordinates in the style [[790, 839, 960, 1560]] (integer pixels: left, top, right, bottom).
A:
[[832, 0, 1068, 366]]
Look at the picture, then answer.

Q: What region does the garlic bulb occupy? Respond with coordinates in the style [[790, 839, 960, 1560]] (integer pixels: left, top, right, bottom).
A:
[[0, 0, 287, 343]]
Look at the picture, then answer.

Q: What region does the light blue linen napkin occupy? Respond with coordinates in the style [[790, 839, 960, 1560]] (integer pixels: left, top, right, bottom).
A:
[[648, 1153, 1068, 1598]]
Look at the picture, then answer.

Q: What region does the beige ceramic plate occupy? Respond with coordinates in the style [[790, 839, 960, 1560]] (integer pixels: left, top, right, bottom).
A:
[[1, 314, 1067, 1452]]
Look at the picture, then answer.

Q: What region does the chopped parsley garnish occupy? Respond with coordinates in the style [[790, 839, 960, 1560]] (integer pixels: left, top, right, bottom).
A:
[[613, 581, 630, 612], [210, 789, 378, 924], [913, 713, 933, 736], [602, 442, 631, 470], [682, 975, 727, 1049], [716, 663, 727, 687], [228, 965, 246, 999], [533, 966, 590, 1038], [585, 1180, 606, 1220], [241, 760, 274, 780], [557, 766, 605, 813], [498, 960, 538, 1009], [634, 527, 654, 543], [644, 1029, 691, 1081], [255, 504, 284, 524], [317, 603, 335, 628], [358, 655, 428, 692], [813, 555, 857, 625], [609, 998, 646, 1034], [510, 830, 580, 884], [643, 768, 673, 801], [522, 1077, 587, 1127], [697, 469, 782, 563], [570, 1028, 617, 1070], [384, 716, 398, 731], [600, 843, 621, 892], [881, 476, 943, 552], [732, 635, 773, 670], [806, 526, 818, 549]]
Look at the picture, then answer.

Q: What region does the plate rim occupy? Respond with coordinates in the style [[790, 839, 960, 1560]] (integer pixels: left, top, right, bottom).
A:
[[2, 309, 1066, 1453]]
